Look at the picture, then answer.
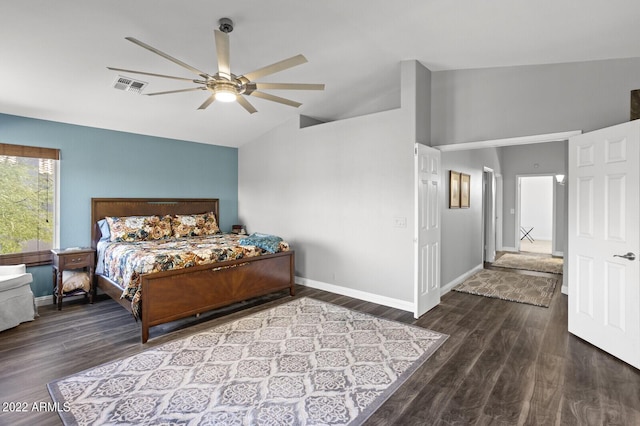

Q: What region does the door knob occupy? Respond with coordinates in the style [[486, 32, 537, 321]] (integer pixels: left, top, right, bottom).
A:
[[614, 252, 636, 261]]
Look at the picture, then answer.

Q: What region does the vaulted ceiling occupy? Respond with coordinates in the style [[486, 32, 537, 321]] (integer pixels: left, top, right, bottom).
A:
[[2, 1, 640, 147]]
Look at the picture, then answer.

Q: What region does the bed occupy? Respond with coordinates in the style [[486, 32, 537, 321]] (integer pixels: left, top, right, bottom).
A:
[[91, 198, 295, 343]]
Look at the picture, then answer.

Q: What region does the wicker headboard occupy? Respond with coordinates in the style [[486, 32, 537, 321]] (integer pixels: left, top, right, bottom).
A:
[[91, 198, 220, 249]]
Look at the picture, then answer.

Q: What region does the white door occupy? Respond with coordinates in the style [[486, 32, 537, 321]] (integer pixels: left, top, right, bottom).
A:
[[483, 168, 496, 263], [414, 143, 441, 318], [568, 120, 640, 369]]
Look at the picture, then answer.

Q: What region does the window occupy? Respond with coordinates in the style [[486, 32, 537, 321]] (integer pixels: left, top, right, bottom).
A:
[[0, 143, 59, 266]]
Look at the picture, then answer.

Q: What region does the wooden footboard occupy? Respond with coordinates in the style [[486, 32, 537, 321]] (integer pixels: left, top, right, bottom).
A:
[[140, 251, 294, 342]]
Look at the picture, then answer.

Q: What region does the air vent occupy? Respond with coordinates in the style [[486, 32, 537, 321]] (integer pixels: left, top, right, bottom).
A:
[[112, 75, 147, 94]]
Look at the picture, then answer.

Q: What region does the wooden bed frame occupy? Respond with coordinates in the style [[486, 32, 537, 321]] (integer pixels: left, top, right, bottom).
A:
[[91, 198, 295, 343]]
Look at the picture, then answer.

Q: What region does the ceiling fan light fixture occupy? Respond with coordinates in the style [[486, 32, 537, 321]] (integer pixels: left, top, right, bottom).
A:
[[213, 83, 238, 102], [108, 20, 324, 113]]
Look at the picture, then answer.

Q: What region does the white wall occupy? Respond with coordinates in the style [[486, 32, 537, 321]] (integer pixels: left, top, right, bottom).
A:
[[520, 176, 553, 241]]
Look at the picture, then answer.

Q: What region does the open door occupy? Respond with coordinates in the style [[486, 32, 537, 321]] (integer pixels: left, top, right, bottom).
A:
[[414, 143, 441, 318], [483, 168, 496, 263], [568, 120, 640, 369]]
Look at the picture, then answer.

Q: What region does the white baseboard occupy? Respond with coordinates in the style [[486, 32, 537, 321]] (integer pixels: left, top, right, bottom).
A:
[[561, 285, 568, 295], [34, 294, 90, 307], [35, 295, 51, 307], [295, 276, 414, 313], [440, 263, 484, 295], [503, 246, 564, 258]]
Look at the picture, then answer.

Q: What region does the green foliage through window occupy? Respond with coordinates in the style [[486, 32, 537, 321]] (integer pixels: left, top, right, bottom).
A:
[[0, 155, 55, 255]]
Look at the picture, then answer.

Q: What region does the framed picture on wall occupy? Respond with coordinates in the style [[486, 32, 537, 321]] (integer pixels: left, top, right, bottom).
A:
[[460, 173, 470, 208], [449, 171, 460, 208], [631, 89, 640, 121]]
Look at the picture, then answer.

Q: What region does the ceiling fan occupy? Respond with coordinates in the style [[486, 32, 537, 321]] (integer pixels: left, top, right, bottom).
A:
[[107, 18, 324, 113]]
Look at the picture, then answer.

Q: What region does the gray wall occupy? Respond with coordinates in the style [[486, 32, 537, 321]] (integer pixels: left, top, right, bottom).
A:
[[238, 109, 415, 302], [238, 61, 430, 306], [402, 61, 431, 145], [431, 57, 640, 146], [432, 57, 640, 265], [239, 56, 640, 310], [441, 148, 501, 286], [499, 142, 567, 251]]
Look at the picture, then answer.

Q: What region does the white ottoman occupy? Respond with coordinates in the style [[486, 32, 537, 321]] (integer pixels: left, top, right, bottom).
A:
[[0, 264, 36, 332]]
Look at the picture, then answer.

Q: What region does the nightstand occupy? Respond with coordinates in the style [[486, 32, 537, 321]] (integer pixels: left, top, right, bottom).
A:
[[51, 248, 95, 310]]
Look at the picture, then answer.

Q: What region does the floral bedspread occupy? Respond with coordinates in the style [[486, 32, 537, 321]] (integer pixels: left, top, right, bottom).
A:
[[97, 233, 289, 318]]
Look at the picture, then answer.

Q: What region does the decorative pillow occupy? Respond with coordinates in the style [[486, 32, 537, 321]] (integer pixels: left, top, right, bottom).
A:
[[171, 212, 220, 238], [62, 270, 90, 293], [200, 212, 220, 235], [105, 215, 166, 242], [97, 218, 111, 241], [149, 215, 173, 240]]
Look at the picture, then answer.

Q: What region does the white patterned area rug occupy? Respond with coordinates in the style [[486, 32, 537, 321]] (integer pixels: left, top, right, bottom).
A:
[[48, 297, 448, 425]]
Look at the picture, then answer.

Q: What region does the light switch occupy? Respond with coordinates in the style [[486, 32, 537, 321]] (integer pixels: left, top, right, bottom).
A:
[[393, 217, 407, 228]]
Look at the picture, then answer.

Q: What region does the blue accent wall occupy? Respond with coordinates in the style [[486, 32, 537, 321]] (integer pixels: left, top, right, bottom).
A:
[[0, 113, 238, 296]]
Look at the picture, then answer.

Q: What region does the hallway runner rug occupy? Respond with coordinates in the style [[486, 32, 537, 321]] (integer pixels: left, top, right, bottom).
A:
[[453, 269, 558, 307], [492, 253, 563, 274], [48, 297, 448, 426]]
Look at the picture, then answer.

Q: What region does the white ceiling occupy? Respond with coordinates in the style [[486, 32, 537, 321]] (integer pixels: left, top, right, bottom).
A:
[[2, 1, 640, 148]]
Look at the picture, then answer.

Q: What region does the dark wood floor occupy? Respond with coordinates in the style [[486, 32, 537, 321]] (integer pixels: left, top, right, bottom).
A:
[[1, 269, 639, 425]]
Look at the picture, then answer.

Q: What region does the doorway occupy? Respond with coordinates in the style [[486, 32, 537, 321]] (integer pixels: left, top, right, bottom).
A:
[[517, 175, 554, 254], [482, 167, 496, 263]]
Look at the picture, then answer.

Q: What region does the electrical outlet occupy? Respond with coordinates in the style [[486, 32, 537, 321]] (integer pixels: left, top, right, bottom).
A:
[[393, 217, 407, 228]]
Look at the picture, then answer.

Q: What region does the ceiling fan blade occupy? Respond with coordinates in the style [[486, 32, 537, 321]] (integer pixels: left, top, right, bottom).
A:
[[125, 37, 209, 78], [236, 95, 257, 114], [197, 94, 216, 110], [254, 82, 325, 91], [107, 67, 202, 82], [248, 90, 302, 108], [242, 54, 308, 82], [146, 87, 206, 96], [214, 30, 231, 79]]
